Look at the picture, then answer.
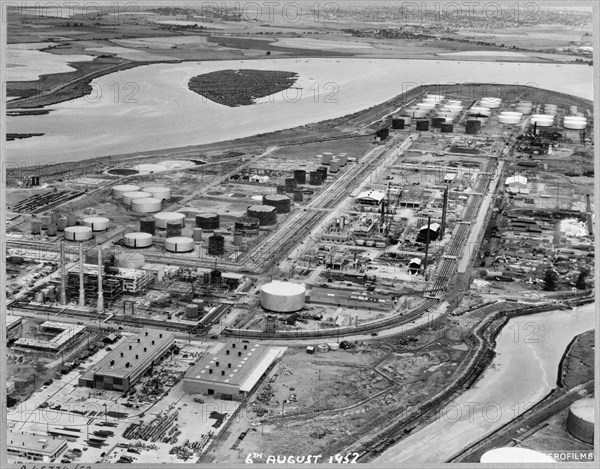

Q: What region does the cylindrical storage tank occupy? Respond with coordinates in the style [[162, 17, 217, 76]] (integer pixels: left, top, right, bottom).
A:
[[57, 216, 67, 232], [193, 298, 205, 311], [431, 117, 445, 128], [498, 112, 522, 125], [391, 118, 405, 129], [207, 235, 225, 255], [563, 117, 587, 130], [154, 212, 186, 229], [260, 281, 306, 312], [115, 252, 146, 269], [328, 342, 340, 351], [41, 215, 51, 230], [47, 223, 57, 236], [480, 97, 501, 108], [293, 169, 306, 184], [165, 237, 194, 253], [316, 343, 329, 353], [140, 218, 156, 235], [530, 114, 554, 127], [248, 205, 277, 226], [416, 120, 429, 131], [416, 102, 435, 111], [124, 232, 153, 248], [131, 197, 162, 213], [276, 185, 286, 194], [66, 212, 76, 227], [64, 226, 93, 242], [142, 186, 171, 201], [192, 228, 203, 242], [284, 178, 297, 192], [83, 216, 110, 232], [233, 232, 243, 246], [481, 448, 556, 463], [515, 105, 532, 115], [31, 220, 41, 235], [186, 303, 199, 319], [468, 106, 491, 117], [338, 154, 347, 166], [309, 171, 323, 186], [465, 119, 481, 135], [321, 153, 332, 165], [330, 159, 340, 173], [317, 166, 328, 180], [293, 191, 304, 203], [35, 291, 45, 303], [440, 123, 453, 133], [112, 184, 140, 200], [195, 213, 220, 230], [50, 211, 60, 224], [122, 191, 152, 206], [569, 105, 578, 114], [166, 222, 182, 238], [566, 398, 594, 444], [407, 109, 428, 119], [235, 216, 260, 233]]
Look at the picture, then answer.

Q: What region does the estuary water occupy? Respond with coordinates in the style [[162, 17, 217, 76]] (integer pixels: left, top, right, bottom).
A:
[[7, 58, 593, 164], [375, 303, 596, 464]]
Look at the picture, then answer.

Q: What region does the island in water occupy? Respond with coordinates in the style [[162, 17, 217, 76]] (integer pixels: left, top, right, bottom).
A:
[[188, 69, 298, 107]]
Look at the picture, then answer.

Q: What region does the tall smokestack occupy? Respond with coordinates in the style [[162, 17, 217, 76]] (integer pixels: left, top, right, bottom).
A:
[[97, 247, 104, 314], [78, 242, 85, 307], [423, 216, 431, 279], [59, 240, 67, 305], [441, 185, 449, 239]]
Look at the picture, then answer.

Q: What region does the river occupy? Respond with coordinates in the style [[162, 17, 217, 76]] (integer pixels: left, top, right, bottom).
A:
[[7, 58, 593, 165], [374, 303, 596, 464]]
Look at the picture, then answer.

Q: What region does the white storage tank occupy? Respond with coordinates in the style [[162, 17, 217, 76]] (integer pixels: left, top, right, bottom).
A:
[[122, 191, 152, 206], [131, 197, 162, 213], [498, 111, 523, 125], [480, 97, 501, 108], [83, 216, 110, 232], [327, 342, 340, 351], [112, 184, 140, 200], [563, 116, 587, 130], [115, 252, 146, 269], [154, 212, 186, 229], [417, 102, 436, 110], [480, 448, 556, 463], [468, 106, 491, 117], [566, 397, 594, 444], [165, 236, 195, 253], [530, 114, 554, 127], [124, 232, 153, 248], [260, 281, 306, 313], [64, 226, 93, 241], [143, 186, 171, 201]]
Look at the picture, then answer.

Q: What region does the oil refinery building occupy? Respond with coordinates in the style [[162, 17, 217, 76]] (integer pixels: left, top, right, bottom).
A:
[[79, 329, 174, 392], [12, 321, 86, 359], [183, 343, 285, 400]]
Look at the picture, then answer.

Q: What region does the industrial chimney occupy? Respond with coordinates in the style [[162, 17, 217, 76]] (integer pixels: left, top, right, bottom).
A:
[[78, 242, 85, 307], [97, 247, 104, 314], [441, 185, 449, 238], [59, 240, 67, 305]]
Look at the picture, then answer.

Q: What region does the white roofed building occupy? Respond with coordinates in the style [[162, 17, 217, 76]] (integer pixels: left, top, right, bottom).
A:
[[356, 190, 385, 205], [505, 175, 528, 194]]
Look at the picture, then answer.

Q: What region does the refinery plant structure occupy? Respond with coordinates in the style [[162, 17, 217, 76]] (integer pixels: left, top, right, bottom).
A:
[[4, 81, 595, 466]]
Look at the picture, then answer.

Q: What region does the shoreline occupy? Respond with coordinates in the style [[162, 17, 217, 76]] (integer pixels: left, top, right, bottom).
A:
[[6, 82, 593, 183]]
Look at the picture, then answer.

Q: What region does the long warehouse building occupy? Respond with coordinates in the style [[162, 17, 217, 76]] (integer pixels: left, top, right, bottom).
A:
[[183, 343, 285, 400], [79, 329, 174, 392]]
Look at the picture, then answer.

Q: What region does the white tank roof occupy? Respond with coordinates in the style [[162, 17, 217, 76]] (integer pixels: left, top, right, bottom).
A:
[[262, 281, 305, 296], [83, 216, 109, 223], [154, 211, 186, 220], [569, 398, 594, 422], [481, 448, 556, 463], [125, 232, 153, 240]]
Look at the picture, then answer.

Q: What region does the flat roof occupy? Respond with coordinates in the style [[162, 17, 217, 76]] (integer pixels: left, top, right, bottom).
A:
[[356, 190, 385, 202], [81, 329, 174, 380], [68, 263, 147, 279], [14, 321, 86, 350], [7, 315, 22, 329], [7, 430, 67, 456], [184, 343, 279, 390]]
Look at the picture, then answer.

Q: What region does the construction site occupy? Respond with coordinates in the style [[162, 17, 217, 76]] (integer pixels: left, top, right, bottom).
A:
[[5, 81, 594, 464]]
